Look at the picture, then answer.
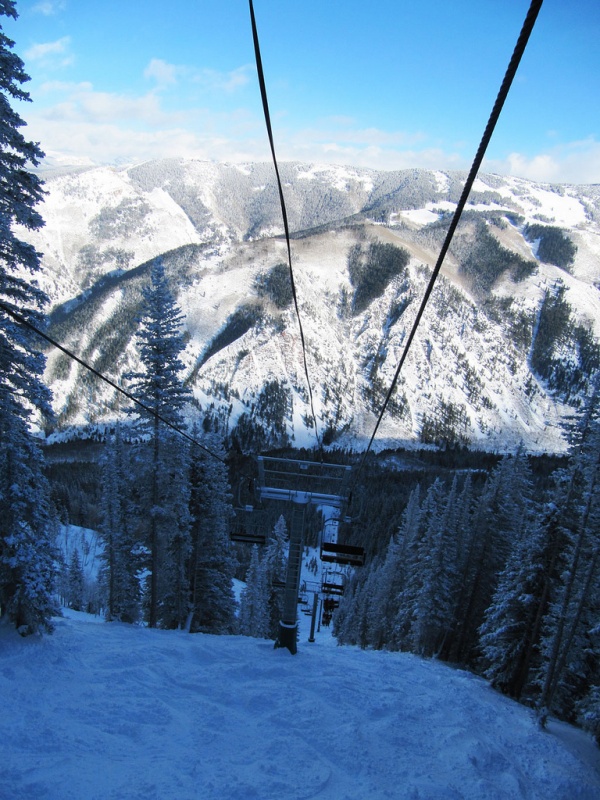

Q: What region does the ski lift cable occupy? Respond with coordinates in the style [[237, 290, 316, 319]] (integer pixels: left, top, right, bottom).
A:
[[350, 0, 543, 494], [249, 0, 322, 454], [0, 300, 227, 464]]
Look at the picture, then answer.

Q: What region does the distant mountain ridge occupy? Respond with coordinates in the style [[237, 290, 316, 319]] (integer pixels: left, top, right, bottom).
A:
[[24, 159, 600, 454]]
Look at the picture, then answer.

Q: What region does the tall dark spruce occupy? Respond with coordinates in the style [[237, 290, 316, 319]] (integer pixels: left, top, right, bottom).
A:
[[536, 388, 600, 730], [99, 424, 140, 623], [0, 0, 58, 634], [187, 432, 236, 634], [126, 258, 191, 628]]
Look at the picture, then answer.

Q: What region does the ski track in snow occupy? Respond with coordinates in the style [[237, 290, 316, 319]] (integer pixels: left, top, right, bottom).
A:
[[1, 610, 599, 800]]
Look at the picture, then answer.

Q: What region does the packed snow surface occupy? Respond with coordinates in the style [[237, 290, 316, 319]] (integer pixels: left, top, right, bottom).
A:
[[1, 611, 599, 799]]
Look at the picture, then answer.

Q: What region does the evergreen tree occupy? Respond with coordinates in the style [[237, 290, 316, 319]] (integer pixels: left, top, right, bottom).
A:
[[479, 504, 565, 698], [154, 435, 192, 629], [239, 545, 269, 638], [578, 682, 600, 746], [369, 485, 420, 651], [333, 566, 369, 646], [537, 395, 600, 722], [453, 454, 533, 664], [334, 560, 380, 649], [361, 558, 385, 648], [439, 474, 474, 660], [409, 478, 460, 657], [188, 434, 236, 634], [126, 258, 192, 628], [263, 515, 288, 638], [393, 485, 429, 651], [0, 1, 58, 635], [67, 550, 84, 611], [99, 425, 140, 623], [354, 568, 380, 648]]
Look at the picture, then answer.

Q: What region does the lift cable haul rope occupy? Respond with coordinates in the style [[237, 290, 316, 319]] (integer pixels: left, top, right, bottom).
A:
[[249, 0, 322, 453], [350, 0, 544, 494], [0, 301, 226, 464]]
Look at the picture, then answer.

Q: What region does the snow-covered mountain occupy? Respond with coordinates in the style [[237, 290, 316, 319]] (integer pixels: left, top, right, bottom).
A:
[[24, 159, 600, 453]]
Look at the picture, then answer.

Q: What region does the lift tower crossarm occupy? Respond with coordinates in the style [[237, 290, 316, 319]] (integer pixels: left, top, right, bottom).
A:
[[257, 487, 347, 507]]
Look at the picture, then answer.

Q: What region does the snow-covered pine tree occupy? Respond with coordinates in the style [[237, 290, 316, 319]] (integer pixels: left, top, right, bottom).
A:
[[453, 454, 534, 664], [368, 484, 421, 651], [67, 550, 84, 611], [333, 561, 378, 648], [537, 392, 600, 722], [0, 1, 59, 635], [577, 681, 600, 746], [187, 433, 236, 634], [99, 425, 140, 623], [392, 484, 430, 651], [439, 474, 474, 660], [354, 567, 380, 648], [263, 515, 288, 638], [479, 503, 566, 699], [364, 554, 393, 651], [331, 568, 357, 643], [126, 258, 192, 628], [409, 477, 460, 658], [239, 545, 269, 638], [157, 438, 192, 629]]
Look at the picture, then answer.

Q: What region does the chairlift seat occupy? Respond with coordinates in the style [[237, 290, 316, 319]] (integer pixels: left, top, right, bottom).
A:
[[320, 541, 365, 566], [230, 531, 267, 545], [321, 580, 345, 596]]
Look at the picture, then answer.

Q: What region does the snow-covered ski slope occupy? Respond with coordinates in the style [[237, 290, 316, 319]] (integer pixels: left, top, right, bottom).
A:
[[1, 610, 599, 800]]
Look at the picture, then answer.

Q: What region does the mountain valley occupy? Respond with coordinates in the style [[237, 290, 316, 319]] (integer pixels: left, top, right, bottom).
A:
[[24, 159, 600, 454]]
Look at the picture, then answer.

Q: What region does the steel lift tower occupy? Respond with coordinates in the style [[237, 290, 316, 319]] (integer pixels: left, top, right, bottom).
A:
[[256, 456, 362, 654]]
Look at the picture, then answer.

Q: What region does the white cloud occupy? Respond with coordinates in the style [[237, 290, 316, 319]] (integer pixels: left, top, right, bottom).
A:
[[485, 138, 600, 184], [25, 36, 73, 68], [280, 138, 467, 173], [32, 0, 66, 15], [37, 81, 169, 126], [23, 114, 268, 167], [21, 76, 600, 184], [193, 65, 253, 94], [296, 122, 427, 149], [270, 121, 465, 172], [39, 80, 93, 93], [18, 90, 473, 172], [18, 80, 266, 166], [142, 60, 253, 95], [144, 59, 182, 89]]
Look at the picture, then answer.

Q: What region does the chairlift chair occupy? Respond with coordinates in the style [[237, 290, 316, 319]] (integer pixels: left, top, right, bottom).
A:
[[320, 540, 365, 567], [321, 569, 346, 596], [229, 528, 267, 545], [229, 502, 267, 545]]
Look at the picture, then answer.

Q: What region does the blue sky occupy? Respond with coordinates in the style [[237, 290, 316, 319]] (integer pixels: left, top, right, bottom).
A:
[[5, 0, 600, 183]]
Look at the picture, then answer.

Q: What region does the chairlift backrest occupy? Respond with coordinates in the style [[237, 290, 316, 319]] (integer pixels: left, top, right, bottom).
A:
[[230, 530, 267, 545], [320, 541, 365, 567]]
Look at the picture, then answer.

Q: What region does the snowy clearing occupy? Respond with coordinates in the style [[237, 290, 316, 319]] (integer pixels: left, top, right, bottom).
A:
[[1, 610, 599, 800]]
